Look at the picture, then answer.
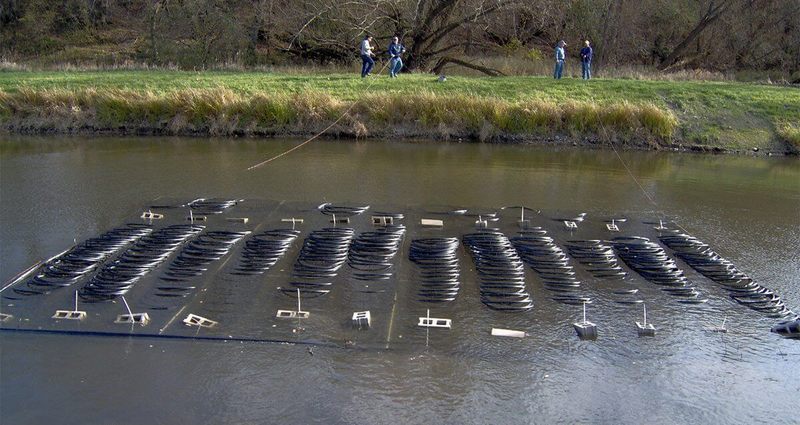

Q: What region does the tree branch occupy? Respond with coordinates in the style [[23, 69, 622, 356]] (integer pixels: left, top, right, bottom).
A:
[[431, 56, 505, 76]]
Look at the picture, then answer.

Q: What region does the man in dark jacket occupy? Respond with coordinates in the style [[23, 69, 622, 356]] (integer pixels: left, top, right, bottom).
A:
[[580, 40, 593, 80], [388, 36, 406, 78], [554, 40, 566, 79]]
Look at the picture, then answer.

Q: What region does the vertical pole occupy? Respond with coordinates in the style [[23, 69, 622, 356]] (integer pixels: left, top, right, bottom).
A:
[[643, 303, 647, 326], [426, 308, 430, 348], [190, 208, 194, 224], [332, 213, 336, 227], [520, 207, 524, 222], [583, 302, 586, 324], [296, 288, 302, 331], [74, 290, 78, 312], [122, 296, 133, 316]]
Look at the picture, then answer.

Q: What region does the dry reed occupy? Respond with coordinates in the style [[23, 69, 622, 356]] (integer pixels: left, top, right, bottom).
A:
[[0, 87, 678, 141]]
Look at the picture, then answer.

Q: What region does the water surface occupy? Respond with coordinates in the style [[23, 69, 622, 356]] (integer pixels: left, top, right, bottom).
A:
[[1, 136, 798, 424]]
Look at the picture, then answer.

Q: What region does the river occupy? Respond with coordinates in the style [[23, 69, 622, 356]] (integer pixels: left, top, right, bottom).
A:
[[1, 136, 798, 424]]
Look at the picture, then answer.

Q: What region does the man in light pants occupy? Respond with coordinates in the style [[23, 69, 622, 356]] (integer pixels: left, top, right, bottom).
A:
[[360, 35, 375, 78]]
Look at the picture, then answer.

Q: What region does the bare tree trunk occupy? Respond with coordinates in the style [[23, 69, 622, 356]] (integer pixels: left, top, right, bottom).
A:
[[659, 0, 732, 70], [148, 1, 164, 65], [597, 0, 621, 69], [431, 56, 505, 76]]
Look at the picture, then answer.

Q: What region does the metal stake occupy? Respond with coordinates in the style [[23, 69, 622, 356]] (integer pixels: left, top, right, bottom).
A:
[[583, 302, 587, 324], [425, 309, 430, 348], [296, 288, 301, 313], [643, 303, 647, 326], [121, 296, 133, 317]]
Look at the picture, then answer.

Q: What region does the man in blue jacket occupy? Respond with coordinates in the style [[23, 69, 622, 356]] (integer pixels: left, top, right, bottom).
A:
[[388, 36, 406, 78], [580, 40, 593, 80], [554, 40, 566, 79]]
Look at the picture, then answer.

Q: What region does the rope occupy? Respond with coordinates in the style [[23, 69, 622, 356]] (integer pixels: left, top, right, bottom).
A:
[[607, 139, 661, 209], [246, 59, 391, 171], [591, 100, 692, 234]]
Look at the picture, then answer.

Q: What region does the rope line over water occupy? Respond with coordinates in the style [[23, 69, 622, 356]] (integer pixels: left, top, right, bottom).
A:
[[246, 60, 391, 171], [592, 101, 691, 234], [597, 113, 689, 238], [608, 140, 692, 235]]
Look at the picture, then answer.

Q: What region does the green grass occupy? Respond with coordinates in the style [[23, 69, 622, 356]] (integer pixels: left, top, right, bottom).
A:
[[1, 70, 798, 151]]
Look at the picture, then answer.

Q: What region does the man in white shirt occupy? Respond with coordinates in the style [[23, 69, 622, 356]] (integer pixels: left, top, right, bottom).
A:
[[360, 35, 375, 78]]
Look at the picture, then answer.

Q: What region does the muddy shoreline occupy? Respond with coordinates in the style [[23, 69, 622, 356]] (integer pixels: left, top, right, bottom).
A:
[[2, 125, 793, 156]]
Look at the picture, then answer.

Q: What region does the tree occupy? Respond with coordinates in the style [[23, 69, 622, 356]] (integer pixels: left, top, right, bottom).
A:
[[658, 0, 732, 70]]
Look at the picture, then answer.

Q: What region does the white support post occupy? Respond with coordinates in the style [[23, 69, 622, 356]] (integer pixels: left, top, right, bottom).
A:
[[636, 303, 655, 337], [573, 301, 597, 339], [583, 302, 586, 324], [426, 309, 430, 347], [122, 296, 133, 317], [643, 303, 647, 326]]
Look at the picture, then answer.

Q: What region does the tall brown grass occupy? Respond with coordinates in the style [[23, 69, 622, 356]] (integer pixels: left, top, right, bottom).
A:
[[777, 122, 800, 153], [0, 87, 678, 141]]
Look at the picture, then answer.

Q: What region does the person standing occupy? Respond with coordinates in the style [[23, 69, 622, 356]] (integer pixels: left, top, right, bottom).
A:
[[554, 40, 566, 79], [388, 36, 406, 78], [360, 35, 375, 78], [580, 40, 593, 80]]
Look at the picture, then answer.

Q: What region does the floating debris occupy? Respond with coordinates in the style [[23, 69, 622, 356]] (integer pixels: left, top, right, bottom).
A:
[[491, 328, 527, 338]]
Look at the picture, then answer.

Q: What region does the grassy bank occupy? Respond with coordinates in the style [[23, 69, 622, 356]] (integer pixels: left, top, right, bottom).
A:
[[1, 71, 798, 152]]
